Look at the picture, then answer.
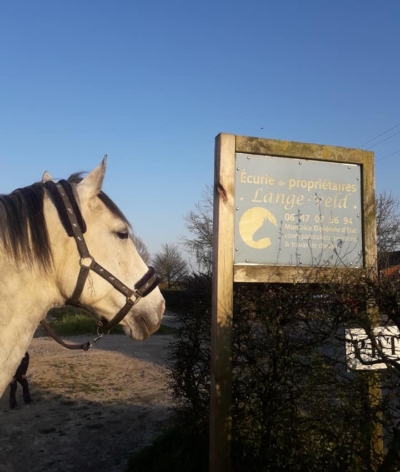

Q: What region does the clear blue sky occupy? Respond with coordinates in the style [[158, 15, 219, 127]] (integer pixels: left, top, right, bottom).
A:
[[1, 1, 399, 258]]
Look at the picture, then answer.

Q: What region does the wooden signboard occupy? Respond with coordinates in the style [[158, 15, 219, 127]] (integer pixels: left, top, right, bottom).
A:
[[210, 133, 377, 472]]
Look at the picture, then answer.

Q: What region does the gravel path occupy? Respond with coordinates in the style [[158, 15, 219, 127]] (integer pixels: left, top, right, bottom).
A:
[[0, 331, 174, 472]]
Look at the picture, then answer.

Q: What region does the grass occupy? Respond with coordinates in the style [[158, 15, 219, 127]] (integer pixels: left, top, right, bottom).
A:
[[48, 306, 176, 337], [50, 312, 123, 336]]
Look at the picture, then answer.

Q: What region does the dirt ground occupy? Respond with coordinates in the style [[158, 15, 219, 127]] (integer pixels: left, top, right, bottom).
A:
[[0, 324, 176, 472]]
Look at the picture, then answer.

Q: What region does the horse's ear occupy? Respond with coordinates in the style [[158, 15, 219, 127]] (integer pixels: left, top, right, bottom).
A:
[[42, 171, 53, 182], [77, 155, 107, 199]]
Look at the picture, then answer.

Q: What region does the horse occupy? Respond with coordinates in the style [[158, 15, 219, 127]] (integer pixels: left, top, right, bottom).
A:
[[0, 157, 165, 397]]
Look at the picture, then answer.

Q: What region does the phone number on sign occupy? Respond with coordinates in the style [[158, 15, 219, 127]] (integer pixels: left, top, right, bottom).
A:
[[284, 214, 354, 225]]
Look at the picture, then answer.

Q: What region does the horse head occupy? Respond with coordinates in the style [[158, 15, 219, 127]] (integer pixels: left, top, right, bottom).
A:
[[44, 157, 165, 341]]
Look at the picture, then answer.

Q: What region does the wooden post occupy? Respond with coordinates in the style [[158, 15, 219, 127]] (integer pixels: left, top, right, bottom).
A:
[[367, 301, 384, 469], [210, 133, 236, 472], [369, 373, 384, 467], [363, 156, 384, 469]]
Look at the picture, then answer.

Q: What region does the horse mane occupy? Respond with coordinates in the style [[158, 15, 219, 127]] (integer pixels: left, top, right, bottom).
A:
[[0, 172, 131, 272], [0, 183, 50, 271]]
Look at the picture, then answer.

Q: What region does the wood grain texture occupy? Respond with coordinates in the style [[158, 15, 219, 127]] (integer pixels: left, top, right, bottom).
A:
[[210, 133, 236, 472], [236, 135, 373, 164]]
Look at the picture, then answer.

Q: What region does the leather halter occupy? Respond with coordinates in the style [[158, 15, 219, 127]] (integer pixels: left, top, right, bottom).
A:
[[44, 180, 160, 332]]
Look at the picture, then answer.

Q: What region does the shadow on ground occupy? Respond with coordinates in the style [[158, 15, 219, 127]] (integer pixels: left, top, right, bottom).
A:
[[0, 334, 174, 472]]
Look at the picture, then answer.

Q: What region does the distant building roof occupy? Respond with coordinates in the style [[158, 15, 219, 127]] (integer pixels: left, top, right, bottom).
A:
[[379, 251, 400, 271], [380, 264, 400, 278]]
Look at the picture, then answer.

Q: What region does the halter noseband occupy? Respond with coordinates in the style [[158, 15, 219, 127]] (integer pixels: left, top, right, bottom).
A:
[[44, 180, 160, 331]]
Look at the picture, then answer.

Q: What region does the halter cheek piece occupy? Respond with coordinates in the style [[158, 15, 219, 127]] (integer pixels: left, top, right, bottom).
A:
[[44, 180, 160, 334]]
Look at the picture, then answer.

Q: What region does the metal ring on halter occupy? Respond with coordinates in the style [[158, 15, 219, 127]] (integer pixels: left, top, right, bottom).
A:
[[88, 329, 108, 348], [96, 325, 110, 336], [79, 255, 96, 269], [127, 291, 142, 307]]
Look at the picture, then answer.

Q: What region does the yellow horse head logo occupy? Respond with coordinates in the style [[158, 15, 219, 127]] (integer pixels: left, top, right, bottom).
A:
[[239, 207, 278, 249]]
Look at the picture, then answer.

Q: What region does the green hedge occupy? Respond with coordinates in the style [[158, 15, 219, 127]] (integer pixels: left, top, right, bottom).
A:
[[161, 289, 186, 314], [48, 306, 175, 336]]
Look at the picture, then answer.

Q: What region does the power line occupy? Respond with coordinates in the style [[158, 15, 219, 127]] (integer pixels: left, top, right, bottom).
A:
[[366, 130, 400, 150], [358, 122, 400, 148], [376, 148, 400, 162]]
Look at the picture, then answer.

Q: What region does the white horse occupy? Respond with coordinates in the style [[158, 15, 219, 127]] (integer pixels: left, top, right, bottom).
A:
[[0, 157, 165, 397]]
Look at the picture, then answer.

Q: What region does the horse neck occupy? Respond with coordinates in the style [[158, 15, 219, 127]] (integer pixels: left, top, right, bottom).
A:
[[0, 254, 61, 398]]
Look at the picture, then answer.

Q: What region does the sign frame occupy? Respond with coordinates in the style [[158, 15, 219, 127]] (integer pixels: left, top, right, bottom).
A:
[[233, 135, 376, 282]]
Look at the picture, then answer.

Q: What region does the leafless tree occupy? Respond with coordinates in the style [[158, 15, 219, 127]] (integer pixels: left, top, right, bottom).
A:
[[152, 243, 188, 288], [132, 233, 150, 265], [376, 191, 400, 267], [181, 185, 213, 274]]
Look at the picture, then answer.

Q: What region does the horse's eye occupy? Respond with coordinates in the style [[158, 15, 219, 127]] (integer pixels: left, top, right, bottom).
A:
[[116, 231, 129, 240]]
